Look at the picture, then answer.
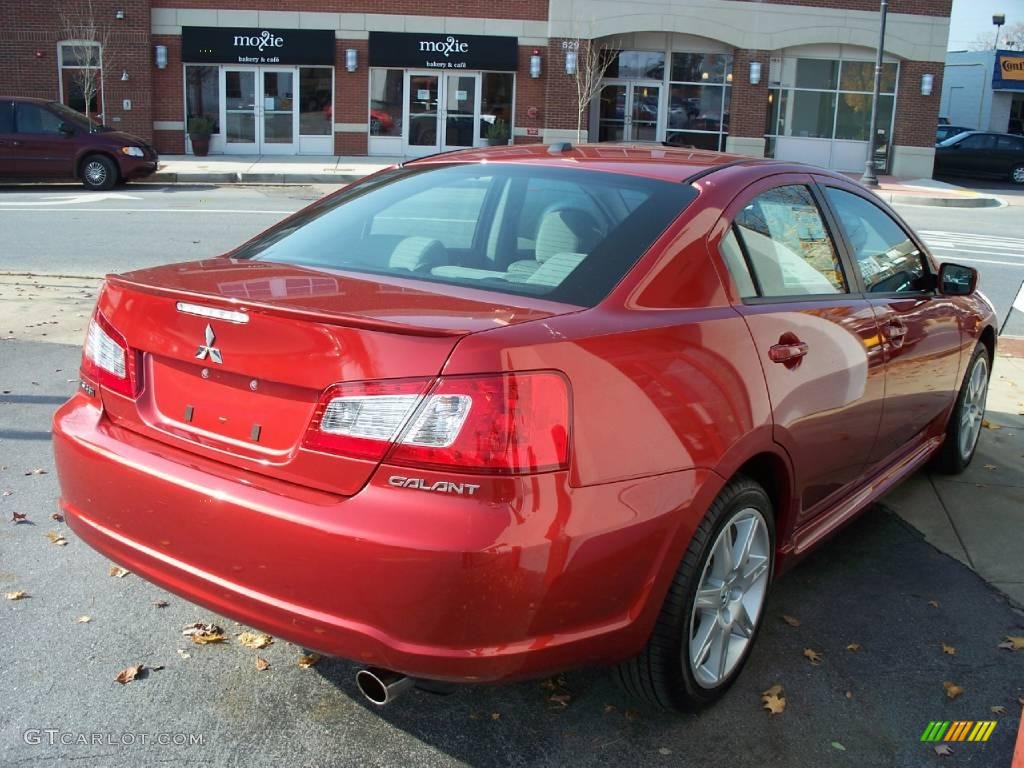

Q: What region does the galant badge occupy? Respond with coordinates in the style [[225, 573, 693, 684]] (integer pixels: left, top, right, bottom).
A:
[[195, 324, 223, 364]]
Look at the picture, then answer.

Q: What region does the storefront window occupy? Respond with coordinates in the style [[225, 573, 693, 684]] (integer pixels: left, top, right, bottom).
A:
[[836, 93, 894, 141], [369, 69, 403, 137], [839, 61, 897, 93], [795, 59, 838, 90], [608, 51, 665, 80], [480, 73, 513, 140], [185, 65, 220, 133], [670, 53, 731, 84], [663, 53, 732, 151], [299, 67, 332, 136]]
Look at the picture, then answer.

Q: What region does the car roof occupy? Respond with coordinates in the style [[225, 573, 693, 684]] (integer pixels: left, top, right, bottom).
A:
[[405, 142, 825, 184], [1, 96, 54, 105]]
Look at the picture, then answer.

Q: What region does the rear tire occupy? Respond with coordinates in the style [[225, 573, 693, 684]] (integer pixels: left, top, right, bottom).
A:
[[81, 154, 118, 191], [614, 476, 774, 711], [934, 342, 990, 474], [1011, 164, 1024, 185]]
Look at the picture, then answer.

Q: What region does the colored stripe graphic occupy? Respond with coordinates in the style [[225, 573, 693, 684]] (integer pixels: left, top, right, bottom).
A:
[[946, 722, 970, 741], [921, 721, 951, 742]]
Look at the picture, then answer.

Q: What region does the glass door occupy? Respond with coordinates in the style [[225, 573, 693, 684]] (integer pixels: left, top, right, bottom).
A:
[[404, 71, 440, 157], [224, 68, 257, 153], [260, 69, 296, 155], [596, 82, 661, 142], [442, 73, 480, 151]]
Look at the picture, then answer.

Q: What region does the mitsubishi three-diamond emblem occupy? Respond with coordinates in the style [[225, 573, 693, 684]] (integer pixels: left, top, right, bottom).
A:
[[195, 324, 223, 364]]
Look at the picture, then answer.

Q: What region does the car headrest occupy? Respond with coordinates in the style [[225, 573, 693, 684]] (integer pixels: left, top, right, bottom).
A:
[[389, 237, 447, 272], [535, 208, 602, 263]]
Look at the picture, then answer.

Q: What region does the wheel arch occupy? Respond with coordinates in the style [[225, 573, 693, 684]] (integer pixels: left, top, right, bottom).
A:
[[979, 324, 996, 363]]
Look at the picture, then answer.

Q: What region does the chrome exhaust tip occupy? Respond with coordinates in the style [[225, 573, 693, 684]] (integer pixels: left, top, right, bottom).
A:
[[355, 667, 415, 706]]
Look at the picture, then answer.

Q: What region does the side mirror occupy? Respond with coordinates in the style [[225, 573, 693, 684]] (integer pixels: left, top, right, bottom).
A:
[[58, 122, 75, 136], [938, 262, 977, 296]]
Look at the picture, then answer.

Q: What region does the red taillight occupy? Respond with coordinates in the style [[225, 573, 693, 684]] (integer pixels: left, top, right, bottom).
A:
[[80, 311, 138, 398], [303, 371, 571, 475]]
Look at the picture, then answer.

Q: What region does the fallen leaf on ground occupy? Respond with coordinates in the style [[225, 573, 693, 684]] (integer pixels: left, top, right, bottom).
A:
[[548, 693, 572, 708], [997, 636, 1024, 651], [603, 704, 616, 714], [803, 648, 823, 665], [115, 664, 145, 685], [981, 419, 1000, 430], [943, 681, 965, 700], [991, 705, 1006, 714], [928, 600, 941, 609], [984, 464, 997, 470], [297, 653, 321, 669], [624, 708, 640, 720], [658, 747, 672, 756], [182, 621, 222, 636], [51, 513, 64, 523], [177, 649, 190, 660], [762, 684, 783, 697], [5, 591, 27, 600], [491, 712, 502, 721], [24, 468, 47, 476], [845, 691, 853, 700], [45, 531, 67, 546], [11, 512, 27, 523], [934, 744, 953, 757], [781, 614, 800, 627], [761, 684, 786, 715], [237, 631, 273, 650], [153, 599, 169, 608], [76, 615, 91, 623], [846, 643, 862, 652], [942, 643, 956, 656], [255, 657, 270, 671], [831, 742, 846, 751], [108, 565, 129, 578], [190, 632, 226, 645]]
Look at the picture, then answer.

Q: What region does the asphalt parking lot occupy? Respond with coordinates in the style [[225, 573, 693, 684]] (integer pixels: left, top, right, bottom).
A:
[[1, 335, 1023, 768]]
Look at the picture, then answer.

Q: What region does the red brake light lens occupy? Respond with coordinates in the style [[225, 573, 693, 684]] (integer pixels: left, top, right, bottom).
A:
[[80, 312, 138, 398], [304, 372, 571, 474]]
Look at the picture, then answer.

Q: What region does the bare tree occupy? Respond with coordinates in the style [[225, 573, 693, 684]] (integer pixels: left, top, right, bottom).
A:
[[59, 0, 113, 126], [970, 22, 1024, 51], [570, 39, 618, 143]]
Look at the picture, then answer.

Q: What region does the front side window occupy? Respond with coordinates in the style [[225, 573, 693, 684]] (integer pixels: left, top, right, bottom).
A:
[[732, 185, 847, 297], [825, 188, 928, 294], [231, 164, 696, 307], [16, 103, 64, 135]]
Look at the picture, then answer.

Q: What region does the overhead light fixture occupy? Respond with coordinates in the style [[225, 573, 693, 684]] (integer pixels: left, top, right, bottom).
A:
[[346, 48, 357, 73], [749, 61, 762, 85], [565, 50, 577, 75], [921, 73, 934, 96], [154, 45, 167, 70], [530, 50, 542, 79]]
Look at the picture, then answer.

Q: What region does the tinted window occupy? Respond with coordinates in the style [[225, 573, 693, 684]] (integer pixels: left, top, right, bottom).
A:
[[825, 188, 928, 294], [232, 164, 696, 307], [997, 135, 1024, 152], [719, 229, 757, 298], [0, 102, 12, 133], [958, 134, 996, 151], [732, 185, 847, 297], [16, 103, 64, 135]]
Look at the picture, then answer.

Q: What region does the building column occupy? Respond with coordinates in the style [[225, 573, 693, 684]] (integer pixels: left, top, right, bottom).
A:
[[891, 60, 943, 178], [726, 48, 770, 158]]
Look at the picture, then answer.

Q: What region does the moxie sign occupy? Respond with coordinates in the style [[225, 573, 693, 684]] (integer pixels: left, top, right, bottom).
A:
[[369, 32, 518, 72], [182, 26, 334, 66]]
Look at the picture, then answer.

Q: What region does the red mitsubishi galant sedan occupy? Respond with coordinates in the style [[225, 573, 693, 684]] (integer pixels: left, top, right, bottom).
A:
[[53, 145, 996, 710]]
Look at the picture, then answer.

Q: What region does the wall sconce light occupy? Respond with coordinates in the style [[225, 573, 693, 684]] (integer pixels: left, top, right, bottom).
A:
[[565, 50, 577, 76], [530, 50, 542, 79], [155, 45, 167, 69], [749, 61, 762, 85], [35, 50, 44, 59], [726, 72, 733, 83], [115, 9, 125, 19], [121, 70, 130, 81], [346, 49, 358, 73], [921, 73, 934, 96], [701, 71, 709, 80]]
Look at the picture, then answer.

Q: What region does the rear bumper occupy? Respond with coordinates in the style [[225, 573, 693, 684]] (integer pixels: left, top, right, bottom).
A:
[[53, 393, 704, 682]]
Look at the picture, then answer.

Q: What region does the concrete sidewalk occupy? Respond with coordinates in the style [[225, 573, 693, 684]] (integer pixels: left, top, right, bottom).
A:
[[883, 338, 1024, 607], [149, 154, 1007, 207]]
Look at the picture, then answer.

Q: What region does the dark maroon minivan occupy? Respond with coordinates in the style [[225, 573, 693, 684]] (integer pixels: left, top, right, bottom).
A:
[[0, 97, 158, 190]]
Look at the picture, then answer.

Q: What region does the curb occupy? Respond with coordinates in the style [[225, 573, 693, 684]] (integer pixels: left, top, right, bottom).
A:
[[875, 192, 1003, 208], [151, 171, 361, 185]]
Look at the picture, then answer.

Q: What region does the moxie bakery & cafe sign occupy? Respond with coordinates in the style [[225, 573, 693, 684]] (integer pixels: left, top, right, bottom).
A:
[[369, 32, 518, 72], [182, 27, 334, 65]]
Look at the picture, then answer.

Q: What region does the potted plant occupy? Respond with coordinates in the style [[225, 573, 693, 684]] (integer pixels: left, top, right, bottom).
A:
[[187, 116, 216, 157], [486, 118, 510, 146]]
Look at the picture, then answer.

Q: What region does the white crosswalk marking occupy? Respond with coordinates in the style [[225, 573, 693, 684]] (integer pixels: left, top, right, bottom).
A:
[[918, 230, 1024, 264]]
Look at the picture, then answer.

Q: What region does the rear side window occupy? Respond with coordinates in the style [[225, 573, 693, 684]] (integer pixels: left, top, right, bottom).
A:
[[997, 135, 1024, 151], [15, 103, 63, 135], [232, 164, 696, 307], [731, 185, 847, 297], [825, 188, 928, 294], [958, 134, 995, 151]]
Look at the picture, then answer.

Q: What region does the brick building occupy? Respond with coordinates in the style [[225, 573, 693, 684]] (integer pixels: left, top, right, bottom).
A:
[[0, 0, 952, 176]]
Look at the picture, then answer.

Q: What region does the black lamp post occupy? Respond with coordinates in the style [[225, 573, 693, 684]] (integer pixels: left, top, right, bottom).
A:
[[860, 0, 889, 188], [993, 14, 1005, 50]]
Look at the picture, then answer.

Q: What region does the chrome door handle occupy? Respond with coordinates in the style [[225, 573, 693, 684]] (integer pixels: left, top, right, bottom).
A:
[[886, 320, 908, 348], [769, 341, 809, 364]]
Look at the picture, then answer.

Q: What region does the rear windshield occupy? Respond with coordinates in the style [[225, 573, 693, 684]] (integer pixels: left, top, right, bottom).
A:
[[232, 163, 696, 306]]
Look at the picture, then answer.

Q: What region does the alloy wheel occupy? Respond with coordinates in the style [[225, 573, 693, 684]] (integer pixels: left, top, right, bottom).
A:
[[84, 161, 108, 187], [1013, 165, 1024, 184], [688, 507, 771, 688], [959, 354, 989, 461]]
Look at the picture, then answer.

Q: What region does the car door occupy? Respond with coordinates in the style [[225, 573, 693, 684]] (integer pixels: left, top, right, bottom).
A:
[[13, 101, 77, 177], [0, 100, 17, 175], [717, 175, 886, 521], [817, 179, 962, 467], [996, 134, 1024, 179], [952, 133, 997, 177]]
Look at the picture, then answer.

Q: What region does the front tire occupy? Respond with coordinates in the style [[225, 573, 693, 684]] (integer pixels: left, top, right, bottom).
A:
[[1011, 164, 1024, 185], [615, 476, 774, 710], [81, 154, 118, 191], [934, 342, 990, 474]]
